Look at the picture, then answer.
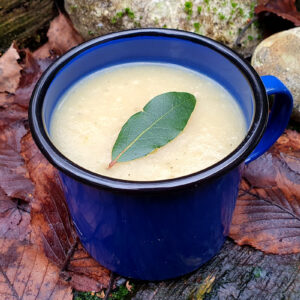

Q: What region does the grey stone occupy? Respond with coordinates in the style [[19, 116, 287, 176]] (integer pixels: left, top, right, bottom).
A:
[[65, 0, 262, 57], [252, 27, 300, 122]]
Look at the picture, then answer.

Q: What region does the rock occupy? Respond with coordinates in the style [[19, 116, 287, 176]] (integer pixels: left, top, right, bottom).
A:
[[65, 0, 262, 57], [252, 27, 300, 122]]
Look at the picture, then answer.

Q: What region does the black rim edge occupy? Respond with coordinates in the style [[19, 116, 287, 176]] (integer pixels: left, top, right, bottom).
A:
[[29, 28, 268, 192]]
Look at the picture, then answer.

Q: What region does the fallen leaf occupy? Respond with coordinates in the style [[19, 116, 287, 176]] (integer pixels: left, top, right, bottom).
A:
[[0, 122, 34, 202], [0, 43, 21, 93], [255, 0, 300, 26], [33, 12, 84, 59], [0, 187, 30, 241], [67, 244, 111, 291], [14, 51, 55, 108], [230, 130, 300, 254], [21, 133, 110, 291], [0, 104, 28, 129], [0, 89, 72, 299], [0, 92, 15, 107], [0, 12, 108, 296], [0, 238, 72, 300], [0, 118, 72, 300]]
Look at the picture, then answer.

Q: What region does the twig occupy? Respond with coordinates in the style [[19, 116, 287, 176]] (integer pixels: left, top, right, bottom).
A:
[[104, 271, 116, 300], [234, 16, 258, 47]]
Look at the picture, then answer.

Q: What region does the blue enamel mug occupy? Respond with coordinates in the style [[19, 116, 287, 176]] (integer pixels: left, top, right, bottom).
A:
[[29, 29, 293, 280]]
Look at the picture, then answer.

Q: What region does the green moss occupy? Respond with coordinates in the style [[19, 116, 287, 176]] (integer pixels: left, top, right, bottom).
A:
[[110, 285, 134, 300], [111, 16, 117, 24], [218, 13, 226, 20], [125, 8, 135, 19], [73, 282, 135, 300], [231, 2, 237, 8], [197, 6, 202, 14], [184, 1, 193, 16], [111, 8, 135, 24], [249, 3, 256, 19], [116, 11, 124, 18], [204, 0, 209, 4], [238, 7, 245, 17], [193, 22, 200, 32], [248, 35, 253, 41], [73, 291, 101, 300]]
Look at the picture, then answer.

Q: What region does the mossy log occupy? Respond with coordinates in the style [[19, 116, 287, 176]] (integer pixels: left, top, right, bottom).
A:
[[0, 0, 56, 53], [132, 240, 300, 300]]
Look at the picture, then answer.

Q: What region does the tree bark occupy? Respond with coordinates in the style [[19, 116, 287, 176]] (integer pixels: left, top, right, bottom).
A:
[[133, 240, 300, 300], [0, 0, 56, 52]]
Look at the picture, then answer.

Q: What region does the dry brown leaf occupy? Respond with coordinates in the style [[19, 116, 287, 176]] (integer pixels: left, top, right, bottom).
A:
[[230, 130, 300, 254], [0, 187, 30, 241], [34, 12, 84, 59], [0, 43, 21, 93], [0, 93, 15, 107], [0, 122, 34, 202], [0, 238, 72, 300], [66, 244, 111, 291], [0, 105, 28, 130], [0, 115, 72, 300], [255, 0, 300, 26], [0, 13, 109, 295], [14, 51, 55, 109], [21, 133, 110, 291]]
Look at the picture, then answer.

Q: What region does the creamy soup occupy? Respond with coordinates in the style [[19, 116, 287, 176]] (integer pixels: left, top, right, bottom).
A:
[[50, 63, 246, 181]]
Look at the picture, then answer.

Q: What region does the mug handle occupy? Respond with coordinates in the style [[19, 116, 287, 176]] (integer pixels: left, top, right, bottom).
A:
[[245, 75, 293, 164]]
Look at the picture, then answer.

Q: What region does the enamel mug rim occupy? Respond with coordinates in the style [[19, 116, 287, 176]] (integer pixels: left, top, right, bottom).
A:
[[29, 28, 268, 192]]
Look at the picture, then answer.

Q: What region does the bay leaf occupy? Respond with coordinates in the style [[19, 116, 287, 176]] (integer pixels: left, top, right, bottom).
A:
[[109, 92, 196, 168]]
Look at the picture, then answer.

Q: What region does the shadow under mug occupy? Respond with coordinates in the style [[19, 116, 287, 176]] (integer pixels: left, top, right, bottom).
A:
[[29, 29, 293, 280]]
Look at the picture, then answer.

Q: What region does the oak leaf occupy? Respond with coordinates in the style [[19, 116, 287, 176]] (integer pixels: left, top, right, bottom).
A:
[[0, 43, 21, 93], [230, 130, 300, 254], [255, 0, 300, 26]]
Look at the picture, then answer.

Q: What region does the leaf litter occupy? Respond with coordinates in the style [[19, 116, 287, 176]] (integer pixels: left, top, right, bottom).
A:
[[0, 12, 109, 299], [255, 0, 300, 26], [0, 8, 299, 299]]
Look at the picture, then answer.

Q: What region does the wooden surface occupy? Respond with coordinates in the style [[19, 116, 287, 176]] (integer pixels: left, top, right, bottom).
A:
[[0, 0, 56, 52], [132, 239, 300, 300]]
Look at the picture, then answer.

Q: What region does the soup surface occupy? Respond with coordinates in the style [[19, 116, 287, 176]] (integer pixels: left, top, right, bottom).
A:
[[50, 63, 246, 181]]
